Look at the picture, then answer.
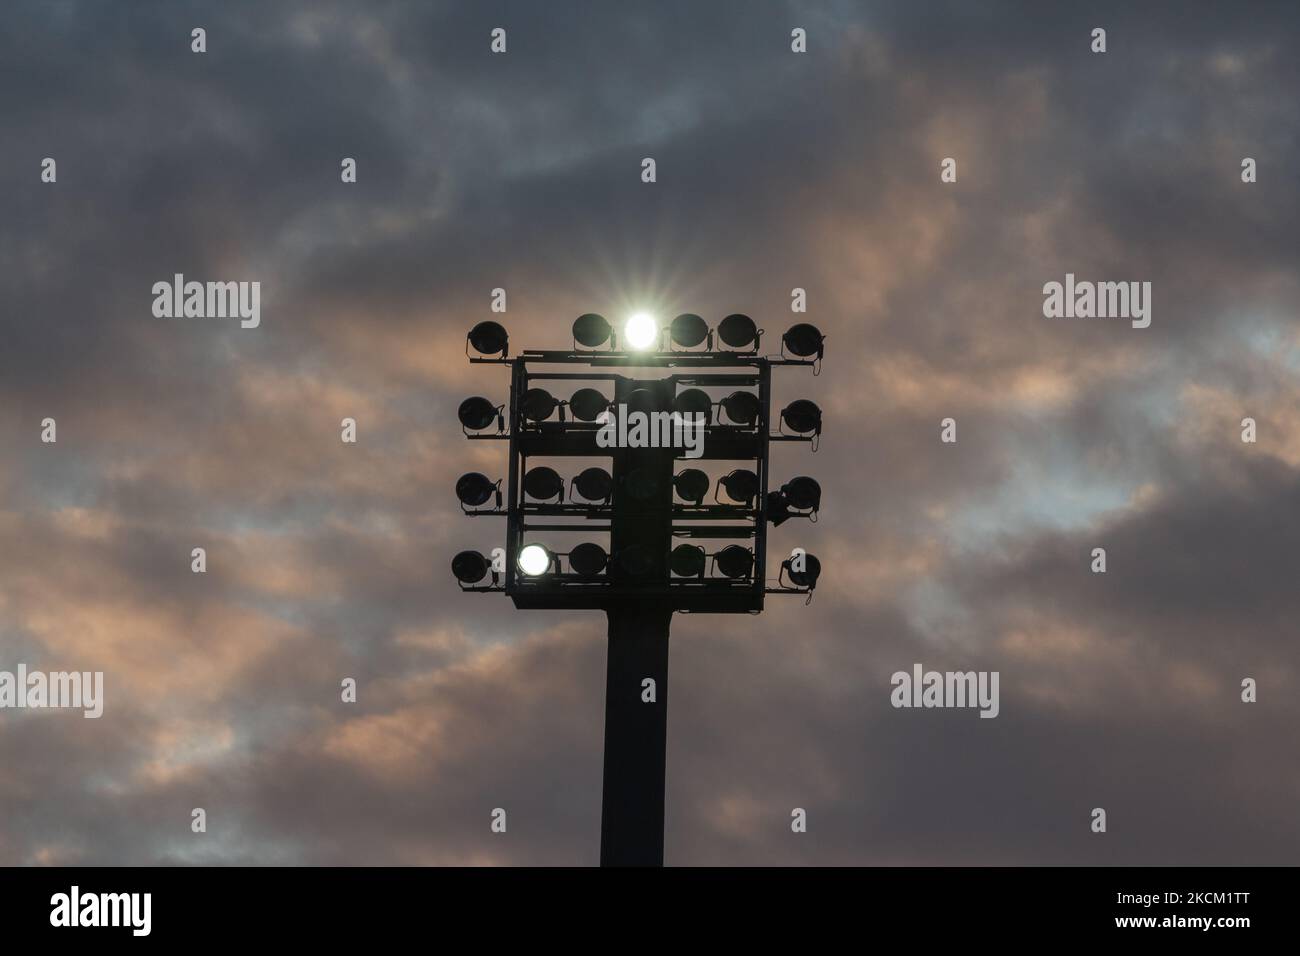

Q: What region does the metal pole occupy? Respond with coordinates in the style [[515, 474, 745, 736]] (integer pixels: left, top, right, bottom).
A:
[[599, 603, 672, 866]]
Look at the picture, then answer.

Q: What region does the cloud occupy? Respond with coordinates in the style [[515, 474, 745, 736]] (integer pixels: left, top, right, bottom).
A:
[[1, 0, 1298, 865]]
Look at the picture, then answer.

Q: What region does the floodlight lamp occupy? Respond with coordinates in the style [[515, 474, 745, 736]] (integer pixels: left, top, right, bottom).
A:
[[782, 323, 824, 359], [672, 388, 713, 422], [458, 396, 502, 432], [467, 320, 509, 357], [719, 469, 759, 505], [670, 544, 706, 577], [573, 467, 613, 502], [721, 390, 760, 426], [670, 313, 709, 349], [518, 544, 552, 577], [784, 552, 822, 589], [573, 313, 612, 349], [568, 542, 608, 578], [451, 550, 490, 585], [782, 476, 821, 513], [569, 388, 610, 422], [715, 544, 753, 579], [673, 468, 710, 505], [455, 472, 500, 509], [521, 388, 559, 422], [524, 466, 564, 502], [781, 399, 822, 435], [624, 312, 659, 350], [717, 313, 758, 349]]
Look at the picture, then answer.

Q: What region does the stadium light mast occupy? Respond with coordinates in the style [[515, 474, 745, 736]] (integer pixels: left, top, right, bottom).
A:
[[453, 312, 825, 866]]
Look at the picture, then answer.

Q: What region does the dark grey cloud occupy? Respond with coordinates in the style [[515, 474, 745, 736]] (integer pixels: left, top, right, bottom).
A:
[[1, 0, 1298, 865]]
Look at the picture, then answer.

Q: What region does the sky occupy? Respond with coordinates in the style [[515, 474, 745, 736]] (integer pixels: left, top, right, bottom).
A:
[[1, 0, 1298, 865]]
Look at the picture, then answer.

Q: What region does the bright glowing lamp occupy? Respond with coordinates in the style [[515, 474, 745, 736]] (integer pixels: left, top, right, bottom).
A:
[[623, 312, 658, 350], [518, 544, 552, 576]]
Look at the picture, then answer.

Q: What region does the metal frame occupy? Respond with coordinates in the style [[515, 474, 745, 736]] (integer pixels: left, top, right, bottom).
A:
[[466, 349, 815, 612]]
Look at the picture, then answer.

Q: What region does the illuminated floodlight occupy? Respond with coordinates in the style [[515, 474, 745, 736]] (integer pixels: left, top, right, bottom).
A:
[[518, 544, 552, 576], [624, 312, 659, 350]]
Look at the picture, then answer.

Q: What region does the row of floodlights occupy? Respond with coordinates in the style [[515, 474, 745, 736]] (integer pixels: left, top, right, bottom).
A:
[[457, 388, 822, 437], [456, 468, 820, 518], [466, 314, 825, 359], [451, 542, 821, 589]]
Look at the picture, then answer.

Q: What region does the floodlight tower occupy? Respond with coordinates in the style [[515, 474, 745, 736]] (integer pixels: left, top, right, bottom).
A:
[[453, 312, 825, 866]]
